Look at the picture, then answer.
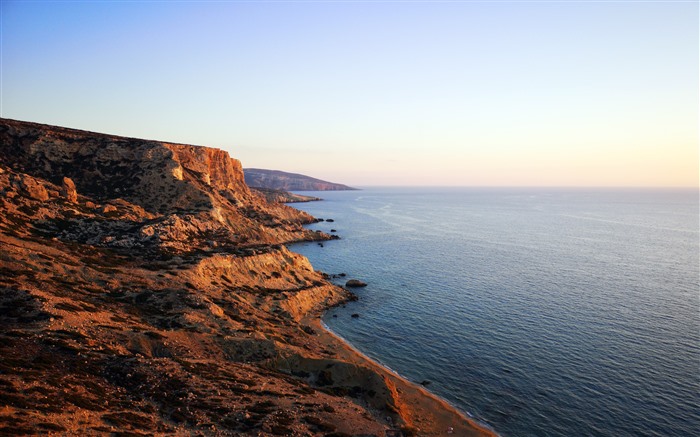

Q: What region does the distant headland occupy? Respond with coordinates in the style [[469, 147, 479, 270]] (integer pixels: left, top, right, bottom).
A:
[[244, 168, 358, 192]]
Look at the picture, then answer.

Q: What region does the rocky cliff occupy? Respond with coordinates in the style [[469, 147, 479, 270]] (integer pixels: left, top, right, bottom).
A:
[[0, 119, 491, 437], [1, 119, 335, 254], [0, 118, 388, 435]]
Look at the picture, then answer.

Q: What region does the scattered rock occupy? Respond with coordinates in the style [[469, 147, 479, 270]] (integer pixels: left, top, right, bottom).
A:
[[420, 380, 431, 386], [346, 279, 367, 288], [326, 219, 334, 223], [16, 174, 49, 201], [60, 177, 78, 203], [351, 313, 360, 318], [330, 229, 337, 232]]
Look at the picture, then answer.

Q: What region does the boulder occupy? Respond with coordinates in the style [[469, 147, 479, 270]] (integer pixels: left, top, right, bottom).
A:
[[60, 177, 78, 203], [17, 175, 49, 201], [345, 279, 367, 288]]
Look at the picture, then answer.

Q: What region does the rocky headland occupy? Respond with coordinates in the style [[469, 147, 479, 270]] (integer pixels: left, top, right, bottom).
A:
[[250, 187, 322, 204], [0, 118, 493, 436], [244, 169, 357, 192]]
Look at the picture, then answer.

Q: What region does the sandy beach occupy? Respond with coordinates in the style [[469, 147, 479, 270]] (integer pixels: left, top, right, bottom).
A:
[[302, 311, 498, 437]]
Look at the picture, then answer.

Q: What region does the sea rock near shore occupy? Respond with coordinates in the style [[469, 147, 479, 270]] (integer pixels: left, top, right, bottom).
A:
[[346, 279, 368, 288]]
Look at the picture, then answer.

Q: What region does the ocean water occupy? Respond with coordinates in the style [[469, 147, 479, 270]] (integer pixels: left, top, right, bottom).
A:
[[289, 188, 700, 437]]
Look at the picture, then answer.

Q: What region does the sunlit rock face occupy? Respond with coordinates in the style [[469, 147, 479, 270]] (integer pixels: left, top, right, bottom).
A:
[[0, 118, 333, 254]]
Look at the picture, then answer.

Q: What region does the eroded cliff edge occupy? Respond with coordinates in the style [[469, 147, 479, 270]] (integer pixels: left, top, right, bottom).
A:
[[0, 119, 493, 436]]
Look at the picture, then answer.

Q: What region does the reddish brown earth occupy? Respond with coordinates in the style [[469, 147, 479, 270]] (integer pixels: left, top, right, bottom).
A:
[[0, 118, 494, 436]]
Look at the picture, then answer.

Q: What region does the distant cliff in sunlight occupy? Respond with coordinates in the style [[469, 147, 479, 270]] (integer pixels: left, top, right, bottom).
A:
[[244, 168, 358, 191]]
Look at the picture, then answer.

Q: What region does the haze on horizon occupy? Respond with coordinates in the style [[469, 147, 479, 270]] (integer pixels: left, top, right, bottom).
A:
[[2, 1, 697, 188]]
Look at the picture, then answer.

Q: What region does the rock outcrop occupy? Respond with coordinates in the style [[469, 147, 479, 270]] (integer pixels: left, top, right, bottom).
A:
[[0, 118, 492, 437], [60, 176, 78, 203], [346, 279, 368, 288]]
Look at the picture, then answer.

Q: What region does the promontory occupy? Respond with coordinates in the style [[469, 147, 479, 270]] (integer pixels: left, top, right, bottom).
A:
[[0, 118, 494, 436]]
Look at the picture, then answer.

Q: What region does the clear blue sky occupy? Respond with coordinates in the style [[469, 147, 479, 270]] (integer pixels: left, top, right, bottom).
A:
[[2, 0, 698, 187]]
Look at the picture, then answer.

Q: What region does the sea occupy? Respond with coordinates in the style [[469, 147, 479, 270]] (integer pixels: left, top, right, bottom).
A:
[[289, 187, 699, 437]]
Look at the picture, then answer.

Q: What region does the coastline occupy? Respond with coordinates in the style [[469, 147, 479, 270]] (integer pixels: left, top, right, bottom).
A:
[[287, 196, 497, 436], [319, 320, 501, 436], [300, 304, 498, 437]]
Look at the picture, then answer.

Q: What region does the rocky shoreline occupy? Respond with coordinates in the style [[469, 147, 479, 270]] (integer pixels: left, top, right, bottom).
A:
[[0, 118, 493, 436]]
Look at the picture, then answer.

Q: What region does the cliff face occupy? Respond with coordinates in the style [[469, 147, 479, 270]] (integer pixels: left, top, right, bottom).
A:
[[0, 119, 395, 436], [2, 119, 248, 211], [0, 119, 334, 255]]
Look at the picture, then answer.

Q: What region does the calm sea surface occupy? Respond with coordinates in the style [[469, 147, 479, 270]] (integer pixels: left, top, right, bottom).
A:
[[289, 188, 699, 437]]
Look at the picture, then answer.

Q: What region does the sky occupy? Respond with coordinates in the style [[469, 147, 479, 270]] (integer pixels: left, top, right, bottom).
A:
[[1, 0, 698, 187]]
